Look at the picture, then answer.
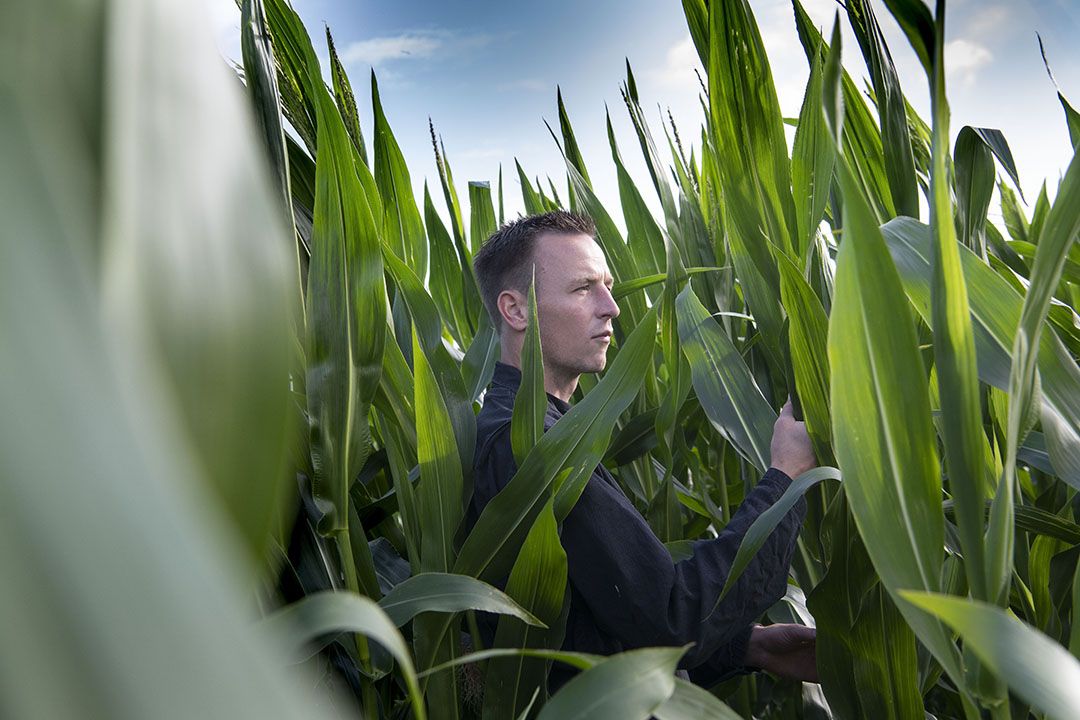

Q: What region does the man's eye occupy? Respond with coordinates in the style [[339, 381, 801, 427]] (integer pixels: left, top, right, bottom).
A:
[[576, 286, 589, 292]]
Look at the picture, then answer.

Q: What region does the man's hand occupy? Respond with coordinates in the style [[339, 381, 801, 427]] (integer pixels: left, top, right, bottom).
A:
[[744, 623, 818, 683], [770, 399, 817, 480]]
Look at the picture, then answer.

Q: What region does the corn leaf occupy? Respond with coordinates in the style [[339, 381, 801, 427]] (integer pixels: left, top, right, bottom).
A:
[[326, 27, 366, 167], [470, 180, 498, 252], [953, 126, 996, 255], [608, 111, 665, 280], [101, 0, 298, 559], [383, 247, 475, 478], [557, 87, 592, 187], [537, 646, 687, 720], [414, 330, 464, 574], [264, 592, 426, 719], [676, 286, 775, 472], [846, 0, 919, 218], [516, 159, 549, 216], [927, 17, 989, 602], [0, 0, 335, 716], [372, 72, 427, 278], [793, 1, 896, 222], [791, 42, 836, 259], [707, 0, 797, 260], [425, 183, 471, 346], [483, 500, 568, 719], [512, 277, 546, 466], [376, 572, 544, 628], [714, 467, 840, 607], [653, 679, 742, 720], [903, 592, 1080, 720], [775, 252, 834, 464], [882, 217, 1080, 489], [824, 16, 963, 685], [995, 142, 1080, 602], [463, 313, 501, 403]]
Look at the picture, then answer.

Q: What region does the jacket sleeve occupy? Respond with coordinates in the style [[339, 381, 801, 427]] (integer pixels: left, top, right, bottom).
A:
[[559, 464, 806, 674]]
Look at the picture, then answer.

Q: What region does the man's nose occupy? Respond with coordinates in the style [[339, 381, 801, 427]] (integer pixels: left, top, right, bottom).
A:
[[598, 285, 620, 319]]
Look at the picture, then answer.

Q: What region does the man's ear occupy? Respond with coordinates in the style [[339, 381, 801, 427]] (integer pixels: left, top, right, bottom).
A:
[[497, 289, 529, 332]]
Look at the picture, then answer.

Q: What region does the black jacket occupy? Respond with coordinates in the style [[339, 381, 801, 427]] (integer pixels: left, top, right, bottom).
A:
[[468, 361, 806, 689]]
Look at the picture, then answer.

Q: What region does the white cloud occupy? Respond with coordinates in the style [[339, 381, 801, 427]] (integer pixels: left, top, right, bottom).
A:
[[343, 32, 443, 65], [945, 38, 993, 86], [648, 36, 704, 94], [957, 2, 1011, 40], [341, 29, 494, 68]]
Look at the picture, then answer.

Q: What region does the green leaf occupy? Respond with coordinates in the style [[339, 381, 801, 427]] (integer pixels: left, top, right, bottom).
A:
[[483, 500, 568, 719], [793, 2, 896, 222], [101, 0, 298, 561], [996, 141, 1080, 600], [376, 572, 544, 628], [557, 86, 592, 187], [953, 126, 996, 255], [512, 276, 546, 466], [431, 123, 466, 246], [383, 248, 476, 479], [676, 286, 775, 472], [300, 47, 386, 536], [927, 29, 989, 602], [241, 0, 292, 211], [462, 312, 500, 403], [825, 24, 963, 681], [611, 266, 724, 301], [470, 181, 498, 255], [902, 592, 1080, 719], [706, 0, 797, 261], [0, 2, 336, 715], [846, 0, 919, 218], [882, 218, 1080, 490], [880, 0, 935, 76], [372, 72, 427, 278], [326, 27, 367, 167], [421, 648, 602, 679], [537, 646, 687, 720], [264, 0, 319, 155], [775, 252, 834, 464], [1059, 91, 1080, 150], [264, 592, 427, 719], [425, 183, 471, 346], [455, 306, 658, 582], [620, 61, 678, 223], [791, 42, 836, 259], [653, 678, 742, 720], [608, 111, 665, 280], [414, 330, 464, 574], [1000, 181, 1030, 244], [714, 467, 839, 608], [516, 159, 549, 216]]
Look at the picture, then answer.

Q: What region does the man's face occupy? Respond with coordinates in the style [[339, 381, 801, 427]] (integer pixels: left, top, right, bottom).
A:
[[532, 232, 620, 390]]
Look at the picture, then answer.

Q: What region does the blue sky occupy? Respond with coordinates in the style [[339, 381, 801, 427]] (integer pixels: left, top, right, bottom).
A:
[[207, 0, 1080, 233]]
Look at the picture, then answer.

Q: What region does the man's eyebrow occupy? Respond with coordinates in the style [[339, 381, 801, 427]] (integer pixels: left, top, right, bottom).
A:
[[568, 273, 614, 287]]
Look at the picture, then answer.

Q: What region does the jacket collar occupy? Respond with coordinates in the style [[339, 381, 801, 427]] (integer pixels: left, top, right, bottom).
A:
[[491, 361, 572, 415]]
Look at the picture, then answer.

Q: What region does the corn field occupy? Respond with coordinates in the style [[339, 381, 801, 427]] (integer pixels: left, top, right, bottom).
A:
[[5, 0, 1080, 717]]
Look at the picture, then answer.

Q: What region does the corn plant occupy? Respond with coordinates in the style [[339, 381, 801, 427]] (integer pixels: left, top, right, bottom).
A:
[[6, 0, 1080, 718]]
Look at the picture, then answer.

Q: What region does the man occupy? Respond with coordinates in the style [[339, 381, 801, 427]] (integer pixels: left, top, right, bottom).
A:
[[469, 211, 818, 690]]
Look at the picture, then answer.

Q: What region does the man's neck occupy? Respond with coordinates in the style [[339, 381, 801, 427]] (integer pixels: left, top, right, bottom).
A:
[[543, 368, 578, 403]]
